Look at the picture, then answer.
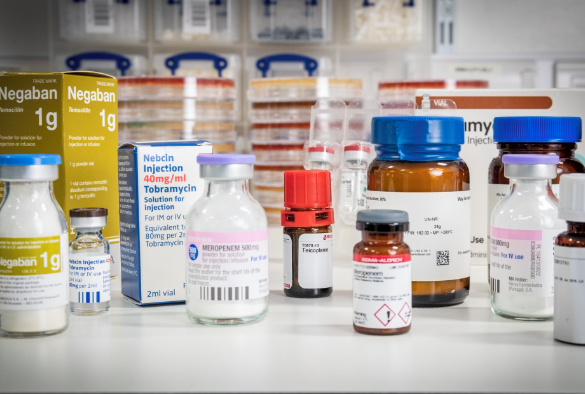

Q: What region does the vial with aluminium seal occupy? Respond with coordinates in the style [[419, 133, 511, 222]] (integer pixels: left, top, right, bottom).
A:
[[490, 154, 565, 320], [185, 154, 269, 325], [0, 154, 69, 338], [69, 208, 111, 316]]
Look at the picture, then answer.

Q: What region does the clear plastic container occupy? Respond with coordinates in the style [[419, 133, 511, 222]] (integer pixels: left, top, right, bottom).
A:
[[118, 99, 236, 122], [349, 0, 423, 43], [118, 121, 237, 148], [249, 101, 314, 123], [251, 143, 305, 164], [252, 185, 284, 208], [118, 76, 236, 100], [56, 53, 147, 77], [249, 123, 310, 144], [253, 164, 304, 187], [155, 0, 238, 42], [250, 0, 332, 43], [378, 80, 489, 102], [59, 0, 146, 42], [248, 77, 364, 102]]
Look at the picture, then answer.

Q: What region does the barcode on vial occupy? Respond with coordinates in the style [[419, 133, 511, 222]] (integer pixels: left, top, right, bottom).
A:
[[77, 291, 102, 303], [491, 278, 500, 293], [90, 0, 112, 27], [436, 250, 450, 266], [200, 286, 249, 301]]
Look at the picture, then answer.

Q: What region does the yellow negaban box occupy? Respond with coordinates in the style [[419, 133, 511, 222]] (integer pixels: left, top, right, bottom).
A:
[[0, 71, 120, 275]]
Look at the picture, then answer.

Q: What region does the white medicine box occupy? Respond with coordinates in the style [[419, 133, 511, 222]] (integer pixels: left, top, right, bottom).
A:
[[155, 0, 239, 42], [250, 0, 332, 43], [59, 0, 146, 42], [118, 141, 213, 305]]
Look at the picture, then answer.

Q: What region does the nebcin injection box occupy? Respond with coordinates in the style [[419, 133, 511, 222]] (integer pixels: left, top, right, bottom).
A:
[[118, 141, 212, 305]]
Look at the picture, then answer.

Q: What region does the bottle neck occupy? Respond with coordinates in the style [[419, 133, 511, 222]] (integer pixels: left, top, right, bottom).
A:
[[76, 228, 104, 236], [308, 161, 332, 171], [498, 143, 576, 158], [375, 144, 400, 160], [397, 144, 461, 162], [508, 178, 553, 195], [567, 222, 585, 234], [362, 231, 404, 243], [206, 179, 249, 197], [2, 181, 53, 203]]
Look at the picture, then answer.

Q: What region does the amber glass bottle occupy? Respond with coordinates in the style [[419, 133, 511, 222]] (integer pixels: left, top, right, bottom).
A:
[[281, 170, 334, 298], [353, 209, 411, 335], [488, 116, 584, 281], [554, 174, 585, 345], [367, 116, 471, 307]]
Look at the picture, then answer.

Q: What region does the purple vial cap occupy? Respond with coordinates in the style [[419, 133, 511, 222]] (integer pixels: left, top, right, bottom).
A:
[[197, 154, 256, 165], [502, 154, 559, 165]]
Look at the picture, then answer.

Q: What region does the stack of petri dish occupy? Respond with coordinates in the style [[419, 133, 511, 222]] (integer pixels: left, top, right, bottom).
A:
[[247, 77, 364, 223], [378, 80, 489, 103], [118, 76, 238, 153]]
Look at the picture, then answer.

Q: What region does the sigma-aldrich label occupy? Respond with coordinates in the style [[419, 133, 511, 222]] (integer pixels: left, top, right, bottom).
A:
[[118, 141, 212, 305]]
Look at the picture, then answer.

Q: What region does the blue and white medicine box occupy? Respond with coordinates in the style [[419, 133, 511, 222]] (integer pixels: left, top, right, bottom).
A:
[[118, 141, 213, 305]]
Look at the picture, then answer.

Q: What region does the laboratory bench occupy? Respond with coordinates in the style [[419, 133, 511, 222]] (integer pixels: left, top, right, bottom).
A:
[[0, 263, 584, 393]]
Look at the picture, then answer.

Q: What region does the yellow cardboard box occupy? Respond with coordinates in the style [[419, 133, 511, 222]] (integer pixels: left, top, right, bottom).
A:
[[0, 71, 120, 275]]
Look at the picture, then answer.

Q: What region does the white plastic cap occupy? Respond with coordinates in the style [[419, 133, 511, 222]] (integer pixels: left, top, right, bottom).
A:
[[559, 174, 585, 222]]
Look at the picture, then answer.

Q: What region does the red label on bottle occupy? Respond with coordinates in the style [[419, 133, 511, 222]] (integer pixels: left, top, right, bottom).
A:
[[353, 254, 411, 264]]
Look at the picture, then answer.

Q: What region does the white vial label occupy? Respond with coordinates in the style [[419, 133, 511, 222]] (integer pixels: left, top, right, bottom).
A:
[[353, 253, 412, 329], [298, 233, 333, 289], [0, 234, 69, 310], [490, 227, 557, 297], [182, 0, 212, 35], [283, 233, 292, 289], [554, 246, 585, 344], [365, 190, 471, 281], [186, 230, 269, 300], [69, 253, 111, 303]]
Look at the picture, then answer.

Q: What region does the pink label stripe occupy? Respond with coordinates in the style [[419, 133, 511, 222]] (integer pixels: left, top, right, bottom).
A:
[[490, 227, 542, 241], [187, 230, 268, 244]]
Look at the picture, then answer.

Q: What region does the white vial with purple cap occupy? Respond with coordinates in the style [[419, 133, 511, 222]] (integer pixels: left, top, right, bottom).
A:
[[490, 154, 565, 320], [185, 154, 269, 325]]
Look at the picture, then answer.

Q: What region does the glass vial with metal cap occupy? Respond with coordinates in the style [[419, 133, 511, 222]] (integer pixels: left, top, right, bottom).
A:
[[0, 154, 69, 337], [490, 154, 565, 320], [554, 174, 585, 344], [69, 208, 111, 316], [281, 170, 334, 298], [487, 116, 584, 281], [367, 116, 471, 307], [185, 154, 269, 325], [353, 209, 412, 335]]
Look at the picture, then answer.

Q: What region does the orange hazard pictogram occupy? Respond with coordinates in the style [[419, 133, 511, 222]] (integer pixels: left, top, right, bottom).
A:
[[399, 302, 411, 324], [374, 304, 395, 326]]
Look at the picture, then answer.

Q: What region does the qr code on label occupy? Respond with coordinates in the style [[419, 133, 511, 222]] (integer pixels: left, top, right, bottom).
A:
[[436, 251, 449, 266]]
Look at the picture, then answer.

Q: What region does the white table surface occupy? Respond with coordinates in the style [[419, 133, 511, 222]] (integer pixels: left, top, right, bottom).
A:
[[1, 262, 584, 393]]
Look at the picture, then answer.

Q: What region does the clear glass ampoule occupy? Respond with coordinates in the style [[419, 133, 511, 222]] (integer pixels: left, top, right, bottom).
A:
[[69, 208, 111, 316], [490, 154, 565, 320], [339, 144, 370, 225]]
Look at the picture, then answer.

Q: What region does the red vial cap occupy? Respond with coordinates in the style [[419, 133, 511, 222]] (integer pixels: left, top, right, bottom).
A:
[[344, 144, 371, 153], [283, 170, 331, 209], [308, 146, 335, 154]]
